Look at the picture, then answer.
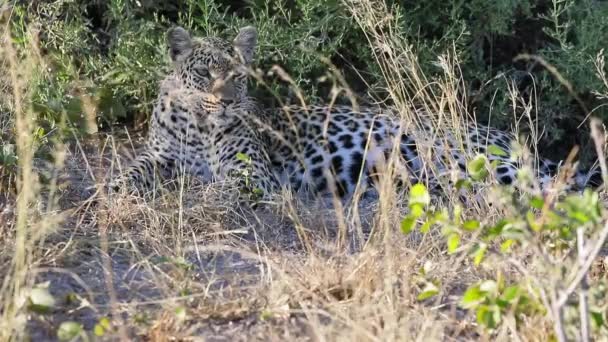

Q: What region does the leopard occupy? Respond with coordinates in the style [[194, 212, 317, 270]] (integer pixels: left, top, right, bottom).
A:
[[113, 25, 602, 200], [112, 26, 279, 196]]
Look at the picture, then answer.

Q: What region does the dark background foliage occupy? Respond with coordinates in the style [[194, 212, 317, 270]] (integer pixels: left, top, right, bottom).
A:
[[5, 0, 608, 162]]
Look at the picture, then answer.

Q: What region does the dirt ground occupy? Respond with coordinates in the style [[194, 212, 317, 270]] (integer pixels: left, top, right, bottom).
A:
[[4, 133, 465, 341], [6, 129, 605, 341]]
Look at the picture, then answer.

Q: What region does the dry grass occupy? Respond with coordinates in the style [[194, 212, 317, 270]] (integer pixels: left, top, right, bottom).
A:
[[1, 1, 608, 341]]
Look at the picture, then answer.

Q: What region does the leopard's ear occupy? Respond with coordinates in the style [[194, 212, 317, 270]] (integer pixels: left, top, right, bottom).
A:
[[233, 26, 257, 64], [167, 26, 193, 62]]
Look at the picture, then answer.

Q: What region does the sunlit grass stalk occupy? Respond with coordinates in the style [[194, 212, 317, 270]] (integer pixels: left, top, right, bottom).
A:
[[0, 18, 38, 341]]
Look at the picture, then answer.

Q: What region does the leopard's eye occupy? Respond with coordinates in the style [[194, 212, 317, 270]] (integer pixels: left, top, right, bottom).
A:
[[194, 66, 209, 77]]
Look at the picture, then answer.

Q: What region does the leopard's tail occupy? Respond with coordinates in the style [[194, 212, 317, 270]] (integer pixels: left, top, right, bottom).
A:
[[574, 163, 603, 190], [538, 159, 603, 191]]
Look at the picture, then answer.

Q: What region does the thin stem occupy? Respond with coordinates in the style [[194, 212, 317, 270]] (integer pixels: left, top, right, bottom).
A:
[[557, 220, 608, 307], [577, 228, 589, 342]]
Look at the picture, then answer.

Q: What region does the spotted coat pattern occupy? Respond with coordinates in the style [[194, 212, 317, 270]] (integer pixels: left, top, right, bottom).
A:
[[114, 27, 601, 198], [256, 104, 600, 198], [113, 26, 278, 195]]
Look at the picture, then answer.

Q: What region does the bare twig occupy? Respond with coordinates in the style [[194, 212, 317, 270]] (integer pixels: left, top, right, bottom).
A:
[[590, 118, 608, 188], [557, 220, 608, 308], [514, 54, 589, 126], [577, 227, 590, 342], [552, 297, 567, 342]]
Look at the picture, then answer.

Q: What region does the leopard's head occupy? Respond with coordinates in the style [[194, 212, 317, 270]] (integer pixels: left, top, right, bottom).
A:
[[167, 26, 257, 103]]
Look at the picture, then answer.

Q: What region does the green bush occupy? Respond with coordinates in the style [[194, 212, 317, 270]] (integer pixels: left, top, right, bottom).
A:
[[402, 161, 608, 338], [5, 0, 608, 157]]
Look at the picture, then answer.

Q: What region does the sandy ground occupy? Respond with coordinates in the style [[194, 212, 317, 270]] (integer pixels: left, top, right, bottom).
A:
[[7, 133, 418, 341], [5, 131, 605, 341]]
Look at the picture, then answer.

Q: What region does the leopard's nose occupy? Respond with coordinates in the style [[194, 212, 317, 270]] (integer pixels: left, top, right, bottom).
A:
[[211, 79, 237, 101], [220, 98, 234, 105]]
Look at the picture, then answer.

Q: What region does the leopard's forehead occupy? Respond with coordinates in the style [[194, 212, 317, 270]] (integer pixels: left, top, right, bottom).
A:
[[192, 37, 235, 58]]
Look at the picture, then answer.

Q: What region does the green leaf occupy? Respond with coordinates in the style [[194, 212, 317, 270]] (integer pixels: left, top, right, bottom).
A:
[[529, 196, 545, 209], [462, 220, 480, 231], [409, 183, 430, 208], [473, 244, 487, 266], [417, 282, 440, 301], [94, 324, 105, 337], [460, 285, 485, 309], [35, 126, 46, 140], [486, 220, 508, 239], [260, 310, 273, 320], [559, 189, 602, 224], [420, 219, 433, 234], [400, 216, 416, 234], [432, 209, 449, 223], [526, 211, 541, 232], [455, 179, 472, 190], [94, 317, 111, 336], [236, 152, 251, 163], [175, 306, 187, 323], [487, 144, 508, 157], [476, 304, 498, 329], [28, 286, 56, 314], [447, 233, 460, 254], [500, 239, 514, 252], [569, 211, 590, 224], [467, 155, 489, 181], [419, 211, 444, 234], [57, 321, 83, 341], [501, 285, 520, 303], [591, 311, 604, 329], [410, 203, 425, 218], [64, 293, 78, 305], [99, 317, 111, 329]]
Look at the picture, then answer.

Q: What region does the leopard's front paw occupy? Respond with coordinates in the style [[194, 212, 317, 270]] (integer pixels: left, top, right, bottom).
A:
[[106, 174, 140, 195]]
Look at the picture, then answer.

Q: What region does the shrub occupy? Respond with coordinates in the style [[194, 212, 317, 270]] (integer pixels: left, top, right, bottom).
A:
[[5, 1, 604, 158]]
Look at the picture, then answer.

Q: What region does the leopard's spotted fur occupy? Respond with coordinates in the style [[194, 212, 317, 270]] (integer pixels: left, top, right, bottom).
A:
[[113, 26, 278, 195], [113, 26, 602, 199]]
